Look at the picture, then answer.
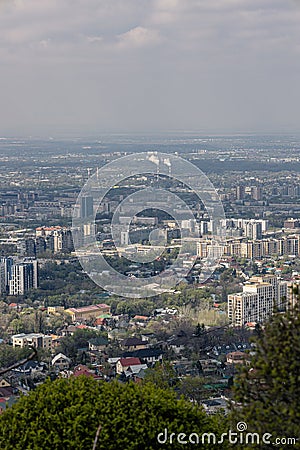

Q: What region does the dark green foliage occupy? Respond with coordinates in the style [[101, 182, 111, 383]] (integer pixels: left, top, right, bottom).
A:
[[59, 329, 107, 359], [178, 376, 209, 404], [232, 302, 300, 447], [143, 361, 179, 389], [0, 376, 228, 450], [38, 261, 100, 300], [0, 345, 32, 369], [195, 323, 205, 337]]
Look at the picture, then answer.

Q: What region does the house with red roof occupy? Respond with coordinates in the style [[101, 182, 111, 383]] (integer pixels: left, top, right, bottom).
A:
[[116, 357, 147, 375], [8, 303, 18, 309], [72, 365, 101, 379], [94, 317, 106, 327], [130, 315, 150, 327]]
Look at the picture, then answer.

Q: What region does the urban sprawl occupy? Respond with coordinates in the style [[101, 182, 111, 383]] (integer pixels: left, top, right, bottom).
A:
[[0, 134, 300, 415]]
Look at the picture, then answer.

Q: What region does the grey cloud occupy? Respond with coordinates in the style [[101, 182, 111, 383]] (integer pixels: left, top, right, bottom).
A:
[[0, 0, 299, 135]]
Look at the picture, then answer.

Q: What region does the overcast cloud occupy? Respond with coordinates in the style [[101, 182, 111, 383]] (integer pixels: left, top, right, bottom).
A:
[[0, 0, 300, 135]]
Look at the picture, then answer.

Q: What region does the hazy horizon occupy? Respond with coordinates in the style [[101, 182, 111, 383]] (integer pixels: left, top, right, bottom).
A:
[[1, 0, 300, 136]]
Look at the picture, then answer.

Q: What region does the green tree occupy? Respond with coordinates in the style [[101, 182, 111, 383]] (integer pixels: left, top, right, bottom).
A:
[[194, 323, 205, 337], [9, 318, 23, 334], [0, 376, 228, 450], [178, 376, 209, 404], [59, 329, 106, 359], [33, 311, 46, 333], [0, 345, 32, 369], [143, 361, 179, 388], [232, 301, 300, 447]]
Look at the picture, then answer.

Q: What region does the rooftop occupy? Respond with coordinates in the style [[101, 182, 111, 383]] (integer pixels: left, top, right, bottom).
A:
[[119, 358, 141, 367], [67, 304, 110, 313]]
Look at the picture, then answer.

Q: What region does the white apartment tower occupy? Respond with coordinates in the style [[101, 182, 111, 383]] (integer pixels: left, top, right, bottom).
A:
[[9, 260, 38, 296], [228, 275, 287, 326]]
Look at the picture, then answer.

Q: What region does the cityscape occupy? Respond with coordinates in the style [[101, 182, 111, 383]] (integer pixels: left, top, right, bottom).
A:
[[1, 0, 300, 448], [0, 135, 299, 447]]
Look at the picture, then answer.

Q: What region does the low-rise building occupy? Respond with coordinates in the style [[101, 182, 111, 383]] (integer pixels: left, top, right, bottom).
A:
[[122, 337, 148, 351], [122, 348, 163, 365], [65, 304, 111, 322], [47, 306, 65, 315], [12, 333, 52, 349], [88, 337, 109, 351], [201, 397, 228, 415], [52, 353, 71, 371], [116, 357, 147, 375], [226, 351, 249, 365]]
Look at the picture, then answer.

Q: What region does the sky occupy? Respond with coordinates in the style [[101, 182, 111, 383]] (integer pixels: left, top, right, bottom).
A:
[[0, 0, 300, 136]]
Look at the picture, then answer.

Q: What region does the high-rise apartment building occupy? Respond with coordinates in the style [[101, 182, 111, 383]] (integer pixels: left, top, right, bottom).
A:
[[251, 186, 262, 201], [80, 196, 94, 219], [236, 185, 245, 200], [228, 275, 287, 327], [244, 220, 262, 240], [9, 260, 38, 296], [0, 257, 13, 294]]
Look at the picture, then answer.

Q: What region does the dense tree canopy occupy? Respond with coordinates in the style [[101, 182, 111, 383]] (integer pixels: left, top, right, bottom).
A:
[[58, 329, 107, 359], [0, 345, 32, 370], [0, 377, 228, 450], [143, 361, 179, 389], [232, 301, 300, 447]]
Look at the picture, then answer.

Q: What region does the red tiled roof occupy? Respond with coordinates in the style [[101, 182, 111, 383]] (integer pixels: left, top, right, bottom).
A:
[[73, 365, 97, 378], [68, 305, 100, 313], [68, 304, 110, 314], [132, 315, 149, 321], [119, 357, 141, 367], [94, 318, 105, 325]]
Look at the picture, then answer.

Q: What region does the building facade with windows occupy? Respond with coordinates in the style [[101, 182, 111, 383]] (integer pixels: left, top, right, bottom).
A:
[[228, 275, 287, 327], [12, 333, 52, 349], [8, 259, 38, 296]]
